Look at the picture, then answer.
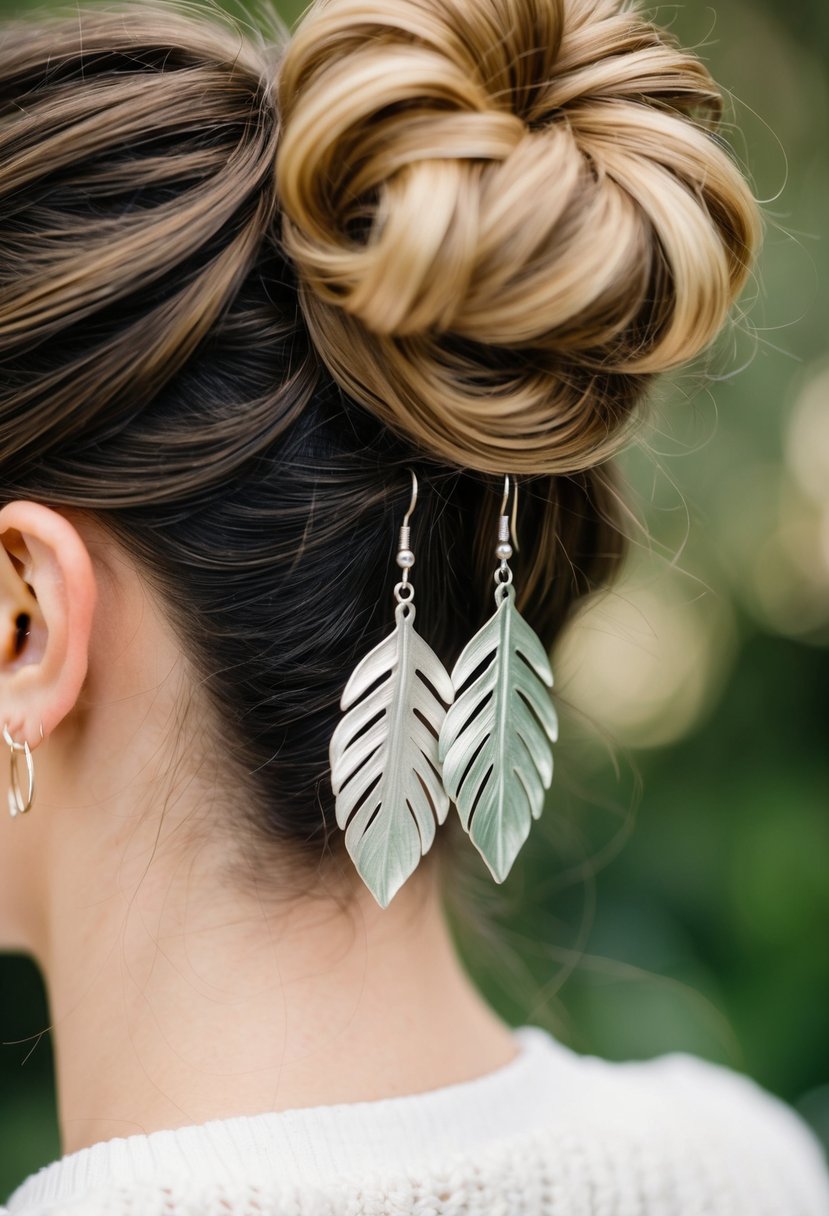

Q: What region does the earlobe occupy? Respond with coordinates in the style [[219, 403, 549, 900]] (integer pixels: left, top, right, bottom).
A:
[[0, 501, 97, 749]]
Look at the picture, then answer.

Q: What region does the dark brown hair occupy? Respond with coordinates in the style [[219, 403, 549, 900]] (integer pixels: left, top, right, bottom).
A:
[[0, 0, 759, 893]]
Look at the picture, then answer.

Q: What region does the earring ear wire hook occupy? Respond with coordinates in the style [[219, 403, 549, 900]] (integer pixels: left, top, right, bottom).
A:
[[499, 475, 520, 553], [403, 468, 418, 527], [396, 468, 419, 591]]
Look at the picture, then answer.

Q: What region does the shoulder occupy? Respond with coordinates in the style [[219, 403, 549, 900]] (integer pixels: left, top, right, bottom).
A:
[[5, 1032, 828, 1216], [517, 1025, 829, 1214]]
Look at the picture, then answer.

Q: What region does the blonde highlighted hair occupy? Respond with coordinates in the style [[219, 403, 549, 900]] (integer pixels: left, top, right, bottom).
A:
[[277, 0, 761, 475]]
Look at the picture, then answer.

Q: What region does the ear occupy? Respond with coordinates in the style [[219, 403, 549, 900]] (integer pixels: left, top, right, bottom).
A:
[[0, 501, 96, 749]]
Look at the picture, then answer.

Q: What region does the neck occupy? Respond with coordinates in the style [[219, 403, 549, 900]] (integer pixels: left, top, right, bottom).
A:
[[40, 812, 514, 1156], [22, 546, 516, 1157]]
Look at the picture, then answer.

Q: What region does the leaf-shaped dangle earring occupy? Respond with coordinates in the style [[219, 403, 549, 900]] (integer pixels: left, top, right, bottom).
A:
[[439, 476, 558, 883], [329, 470, 454, 908]]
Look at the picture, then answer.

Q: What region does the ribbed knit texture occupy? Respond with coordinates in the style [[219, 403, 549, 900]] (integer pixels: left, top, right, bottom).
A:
[[4, 1026, 829, 1215]]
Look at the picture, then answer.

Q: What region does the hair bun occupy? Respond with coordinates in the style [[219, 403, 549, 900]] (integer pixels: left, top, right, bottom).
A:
[[275, 0, 761, 475]]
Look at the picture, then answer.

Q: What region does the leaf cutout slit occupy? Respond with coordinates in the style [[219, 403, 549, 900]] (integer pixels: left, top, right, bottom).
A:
[[412, 705, 438, 739], [405, 798, 427, 848], [453, 688, 493, 737], [337, 717, 385, 788], [422, 753, 442, 784], [354, 667, 393, 700], [456, 731, 489, 799], [414, 768, 440, 818], [466, 763, 493, 829], [338, 770, 381, 827], [417, 667, 449, 704], [344, 705, 385, 746], [453, 654, 491, 696], [362, 800, 383, 835]]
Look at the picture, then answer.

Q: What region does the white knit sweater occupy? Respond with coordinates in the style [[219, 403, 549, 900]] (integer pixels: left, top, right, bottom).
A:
[[4, 1025, 829, 1215]]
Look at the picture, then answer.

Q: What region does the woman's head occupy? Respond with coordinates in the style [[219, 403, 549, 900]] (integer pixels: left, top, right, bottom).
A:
[[0, 0, 760, 946]]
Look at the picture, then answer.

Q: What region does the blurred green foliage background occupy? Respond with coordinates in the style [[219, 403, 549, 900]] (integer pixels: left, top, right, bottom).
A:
[[1, 0, 828, 1199]]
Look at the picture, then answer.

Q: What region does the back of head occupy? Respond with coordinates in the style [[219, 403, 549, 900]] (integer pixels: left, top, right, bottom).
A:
[[276, 0, 760, 473], [0, 0, 760, 892]]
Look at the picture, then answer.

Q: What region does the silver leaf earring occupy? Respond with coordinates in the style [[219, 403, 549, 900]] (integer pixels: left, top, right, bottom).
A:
[[439, 475, 558, 882], [329, 470, 454, 908]]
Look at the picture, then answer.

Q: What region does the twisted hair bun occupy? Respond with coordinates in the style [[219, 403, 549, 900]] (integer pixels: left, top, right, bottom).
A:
[[276, 0, 761, 475]]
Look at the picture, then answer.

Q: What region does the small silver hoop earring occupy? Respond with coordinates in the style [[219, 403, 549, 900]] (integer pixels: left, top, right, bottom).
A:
[[2, 722, 42, 817]]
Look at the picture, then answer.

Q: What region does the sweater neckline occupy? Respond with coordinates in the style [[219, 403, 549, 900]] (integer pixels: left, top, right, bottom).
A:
[[8, 1025, 566, 1212]]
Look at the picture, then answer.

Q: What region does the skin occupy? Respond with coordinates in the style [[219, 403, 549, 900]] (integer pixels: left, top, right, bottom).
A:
[[0, 501, 517, 1157]]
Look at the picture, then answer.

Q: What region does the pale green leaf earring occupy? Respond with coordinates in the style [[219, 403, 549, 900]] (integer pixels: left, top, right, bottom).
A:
[[329, 470, 454, 908], [439, 476, 558, 882]]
